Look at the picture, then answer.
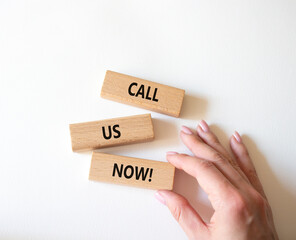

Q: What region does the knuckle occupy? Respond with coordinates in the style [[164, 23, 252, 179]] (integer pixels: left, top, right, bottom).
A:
[[171, 198, 189, 223], [228, 158, 239, 168], [246, 169, 259, 183], [172, 205, 182, 222], [232, 164, 242, 173], [233, 195, 248, 212], [199, 159, 214, 170], [228, 191, 249, 217], [247, 168, 258, 178], [212, 152, 226, 165]]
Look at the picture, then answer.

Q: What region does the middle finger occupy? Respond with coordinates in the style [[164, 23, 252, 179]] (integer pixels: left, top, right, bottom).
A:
[[180, 125, 248, 190]]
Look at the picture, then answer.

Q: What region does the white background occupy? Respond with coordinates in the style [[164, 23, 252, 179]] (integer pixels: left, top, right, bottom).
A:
[[1, 0, 296, 239]]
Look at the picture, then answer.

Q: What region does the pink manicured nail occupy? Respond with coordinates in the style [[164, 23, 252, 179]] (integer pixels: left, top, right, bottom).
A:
[[155, 191, 166, 205], [233, 131, 242, 143], [181, 125, 193, 135], [199, 120, 209, 132], [166, 151, 178, 155]]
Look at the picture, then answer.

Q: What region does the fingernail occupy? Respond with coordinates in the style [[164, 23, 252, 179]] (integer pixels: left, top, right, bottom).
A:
[[233, 131, 242, 143], [166, 151, 178, 155], [155, 191, 166, 205], [181, 125, 193, 135], [199, 120, 209, 132]]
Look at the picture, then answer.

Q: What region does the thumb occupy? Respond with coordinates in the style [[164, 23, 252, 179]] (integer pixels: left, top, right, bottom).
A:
[[155, 190, 209, 240]]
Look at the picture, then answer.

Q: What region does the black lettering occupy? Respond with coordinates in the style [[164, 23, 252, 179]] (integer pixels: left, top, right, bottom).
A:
[[113, 124, 121, 138], [148, 168, 153, 182], [135, 84, 145, 98], [128, 82, 137, 96], [152, 88, 159, 102], [112, 163, 123, 177], [135, 166, 149, 181], [124, 165, 134, 179], [145, 86, 152, 100], [102, 126, 112, 140]]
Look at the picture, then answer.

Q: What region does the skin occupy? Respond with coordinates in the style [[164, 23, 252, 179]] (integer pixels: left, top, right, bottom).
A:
[[155, 120, 278, 240]]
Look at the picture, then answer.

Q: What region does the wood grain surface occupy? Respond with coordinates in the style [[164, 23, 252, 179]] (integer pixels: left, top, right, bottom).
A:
[[69, 114, 154, 151], [101, 70, 185, 117], [89, 152, 175, 190]]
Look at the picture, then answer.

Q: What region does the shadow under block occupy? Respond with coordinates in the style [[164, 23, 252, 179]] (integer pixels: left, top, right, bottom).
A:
[[69, 114, 154, 152], [101, 70, 185, 117], [89, 152, 175, 190]]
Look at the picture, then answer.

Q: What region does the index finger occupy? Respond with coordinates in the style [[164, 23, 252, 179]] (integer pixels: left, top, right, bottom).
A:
[[166, 152, 235, 210]]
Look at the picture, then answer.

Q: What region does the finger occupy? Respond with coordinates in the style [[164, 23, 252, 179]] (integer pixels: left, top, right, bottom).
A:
[[155, 190, 209, 239], [180, 126, 248, 190], [230, 132, 266, 198], [196, 120, 250, 183], [196, 120, 233, 162], [166, 152, 235, 209], [180, 125, 214, 159]]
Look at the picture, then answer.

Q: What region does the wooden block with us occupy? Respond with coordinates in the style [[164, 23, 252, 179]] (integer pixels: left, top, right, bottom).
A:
[[69, 114, 154, 152], [89, 152, 175, 190], [101, 70, 185, 117]]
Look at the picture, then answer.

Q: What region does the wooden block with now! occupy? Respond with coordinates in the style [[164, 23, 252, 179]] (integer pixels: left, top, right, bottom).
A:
[[89, 152, 175, 190], [101, 70, 185, 117]]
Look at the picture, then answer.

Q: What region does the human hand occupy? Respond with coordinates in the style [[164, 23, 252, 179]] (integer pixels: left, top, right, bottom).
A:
[[155, 120, 278, 240]]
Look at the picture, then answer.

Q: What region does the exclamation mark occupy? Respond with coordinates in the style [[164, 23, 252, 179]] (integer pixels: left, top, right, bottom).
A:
[[148, 169, 153, 182]]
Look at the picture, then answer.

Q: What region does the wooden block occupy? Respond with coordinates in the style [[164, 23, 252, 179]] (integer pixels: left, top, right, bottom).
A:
[[89, 152, 175, 190], [69, 114, 154, 152], [101, 70, 185, 117]]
